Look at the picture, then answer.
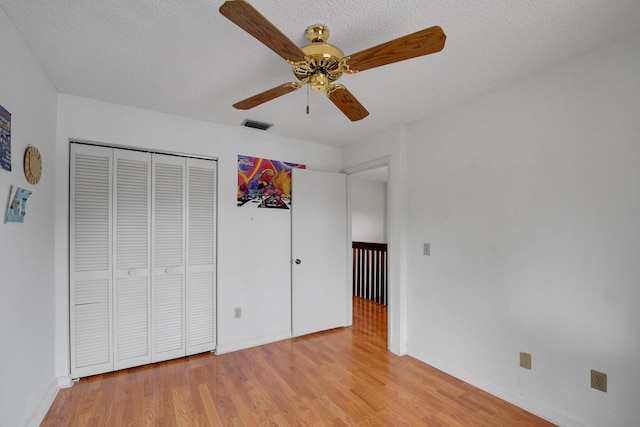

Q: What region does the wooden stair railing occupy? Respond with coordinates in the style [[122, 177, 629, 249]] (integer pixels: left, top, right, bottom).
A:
[[352, 241, 387, 305]]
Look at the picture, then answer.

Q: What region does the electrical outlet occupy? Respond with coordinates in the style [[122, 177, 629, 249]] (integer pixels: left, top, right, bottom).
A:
[[591, 369, 607, 392], [234, 307, 242, 319], [520, 352, 532, 369], [423, 243, 430, 256]]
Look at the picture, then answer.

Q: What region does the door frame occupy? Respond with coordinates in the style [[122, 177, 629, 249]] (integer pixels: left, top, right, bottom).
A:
[[343, 156, 393, 351]]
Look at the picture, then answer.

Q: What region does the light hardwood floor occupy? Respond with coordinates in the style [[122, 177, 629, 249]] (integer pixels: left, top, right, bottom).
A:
[[43, 298, 556, 426]]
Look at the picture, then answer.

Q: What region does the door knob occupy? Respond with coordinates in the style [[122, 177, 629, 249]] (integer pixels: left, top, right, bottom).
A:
[[295, 259, 301, 264]]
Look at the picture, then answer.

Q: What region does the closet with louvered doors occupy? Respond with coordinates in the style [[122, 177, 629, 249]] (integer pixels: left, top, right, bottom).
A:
[[70, 143, 217, 378]]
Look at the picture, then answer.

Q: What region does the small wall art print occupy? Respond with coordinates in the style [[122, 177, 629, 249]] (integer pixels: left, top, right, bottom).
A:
[[0, 104, 11, 171], [237, 155, 306, 209], [6, 186, 34, 223]]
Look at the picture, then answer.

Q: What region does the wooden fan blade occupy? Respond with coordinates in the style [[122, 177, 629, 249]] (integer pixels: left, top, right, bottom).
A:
[[233, 83, 301, 110], [326, 85, 369, 122], [344, 26, 446, 72], [219, 0, 306, 63]]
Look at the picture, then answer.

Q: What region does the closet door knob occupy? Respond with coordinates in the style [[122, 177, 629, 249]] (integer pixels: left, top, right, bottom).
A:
[[295, 259, 301, 264], [128, 270, 136, 276], [165, 268, 171, 273]]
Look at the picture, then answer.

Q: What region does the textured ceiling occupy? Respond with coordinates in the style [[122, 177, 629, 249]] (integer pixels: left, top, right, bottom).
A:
[[2, 0, 640, 146]]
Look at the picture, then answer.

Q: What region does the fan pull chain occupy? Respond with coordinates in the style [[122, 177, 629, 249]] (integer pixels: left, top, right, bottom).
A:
[[306, 85, 310, 114]]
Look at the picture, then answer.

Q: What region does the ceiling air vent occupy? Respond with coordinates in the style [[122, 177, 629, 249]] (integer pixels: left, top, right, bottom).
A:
[[241, 119, 273, 131]]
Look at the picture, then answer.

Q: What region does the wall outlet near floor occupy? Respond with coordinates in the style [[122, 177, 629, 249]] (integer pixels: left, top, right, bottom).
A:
[[519, 352, 532, 369], [234, 307, 242, 319], [591, 369, 607, 392], [423, 243, 430, 256]]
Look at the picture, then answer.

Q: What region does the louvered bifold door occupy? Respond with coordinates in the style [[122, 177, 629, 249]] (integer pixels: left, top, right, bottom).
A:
[[186, 158, 217, 355], [113, 149, 152, 370], [70, 144, 114, 378], [151, 154, 186, 362]]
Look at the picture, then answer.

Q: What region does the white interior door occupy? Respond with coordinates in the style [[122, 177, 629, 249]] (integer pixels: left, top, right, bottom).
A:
[[151, 153, 186, 362], [291, 168, 349, 337], [70, 144, 114, 378], [71, 144, 218, 377], [113, 149, 152, 370], [185, 157, 217, 355]]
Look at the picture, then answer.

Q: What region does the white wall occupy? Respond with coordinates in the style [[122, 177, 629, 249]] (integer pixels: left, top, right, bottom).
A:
[[402, 34, 640, 426], [0, 7, 59, 427], [55, 94, 342, 378], [351, 177, 386, 243]]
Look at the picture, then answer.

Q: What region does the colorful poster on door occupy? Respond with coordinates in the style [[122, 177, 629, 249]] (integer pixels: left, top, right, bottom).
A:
[[237, 155, 306, 209], [0, 105, 11, 172]]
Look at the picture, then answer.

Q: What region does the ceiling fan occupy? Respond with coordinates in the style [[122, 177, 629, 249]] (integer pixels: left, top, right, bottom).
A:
[[219, 0, 446, 121]]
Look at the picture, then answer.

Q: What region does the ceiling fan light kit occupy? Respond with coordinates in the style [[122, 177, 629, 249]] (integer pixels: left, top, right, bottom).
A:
[[219, 0, 446, 121], [293, 24, 344, 93]]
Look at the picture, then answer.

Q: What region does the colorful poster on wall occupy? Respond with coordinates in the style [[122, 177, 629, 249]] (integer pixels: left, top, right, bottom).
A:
[[237, 155, 306, 209], [6, 186, 34, 223], [0, 105, 11, 171]]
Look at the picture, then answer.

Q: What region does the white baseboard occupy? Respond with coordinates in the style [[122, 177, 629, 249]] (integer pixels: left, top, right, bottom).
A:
[[215, 331, 292, 355], [57, 375, 74, 388], [25, 378, 59, 427], [26, 375, 74, 427], [389, 342, 408, 356], [405, 346, 581, 427]]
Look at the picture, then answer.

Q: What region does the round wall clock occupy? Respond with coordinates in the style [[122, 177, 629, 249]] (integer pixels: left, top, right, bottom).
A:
[[24, 146, 42, 185]]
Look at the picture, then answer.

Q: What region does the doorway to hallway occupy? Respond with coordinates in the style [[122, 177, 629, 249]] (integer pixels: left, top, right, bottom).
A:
[[349, 166, 388, 339]]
